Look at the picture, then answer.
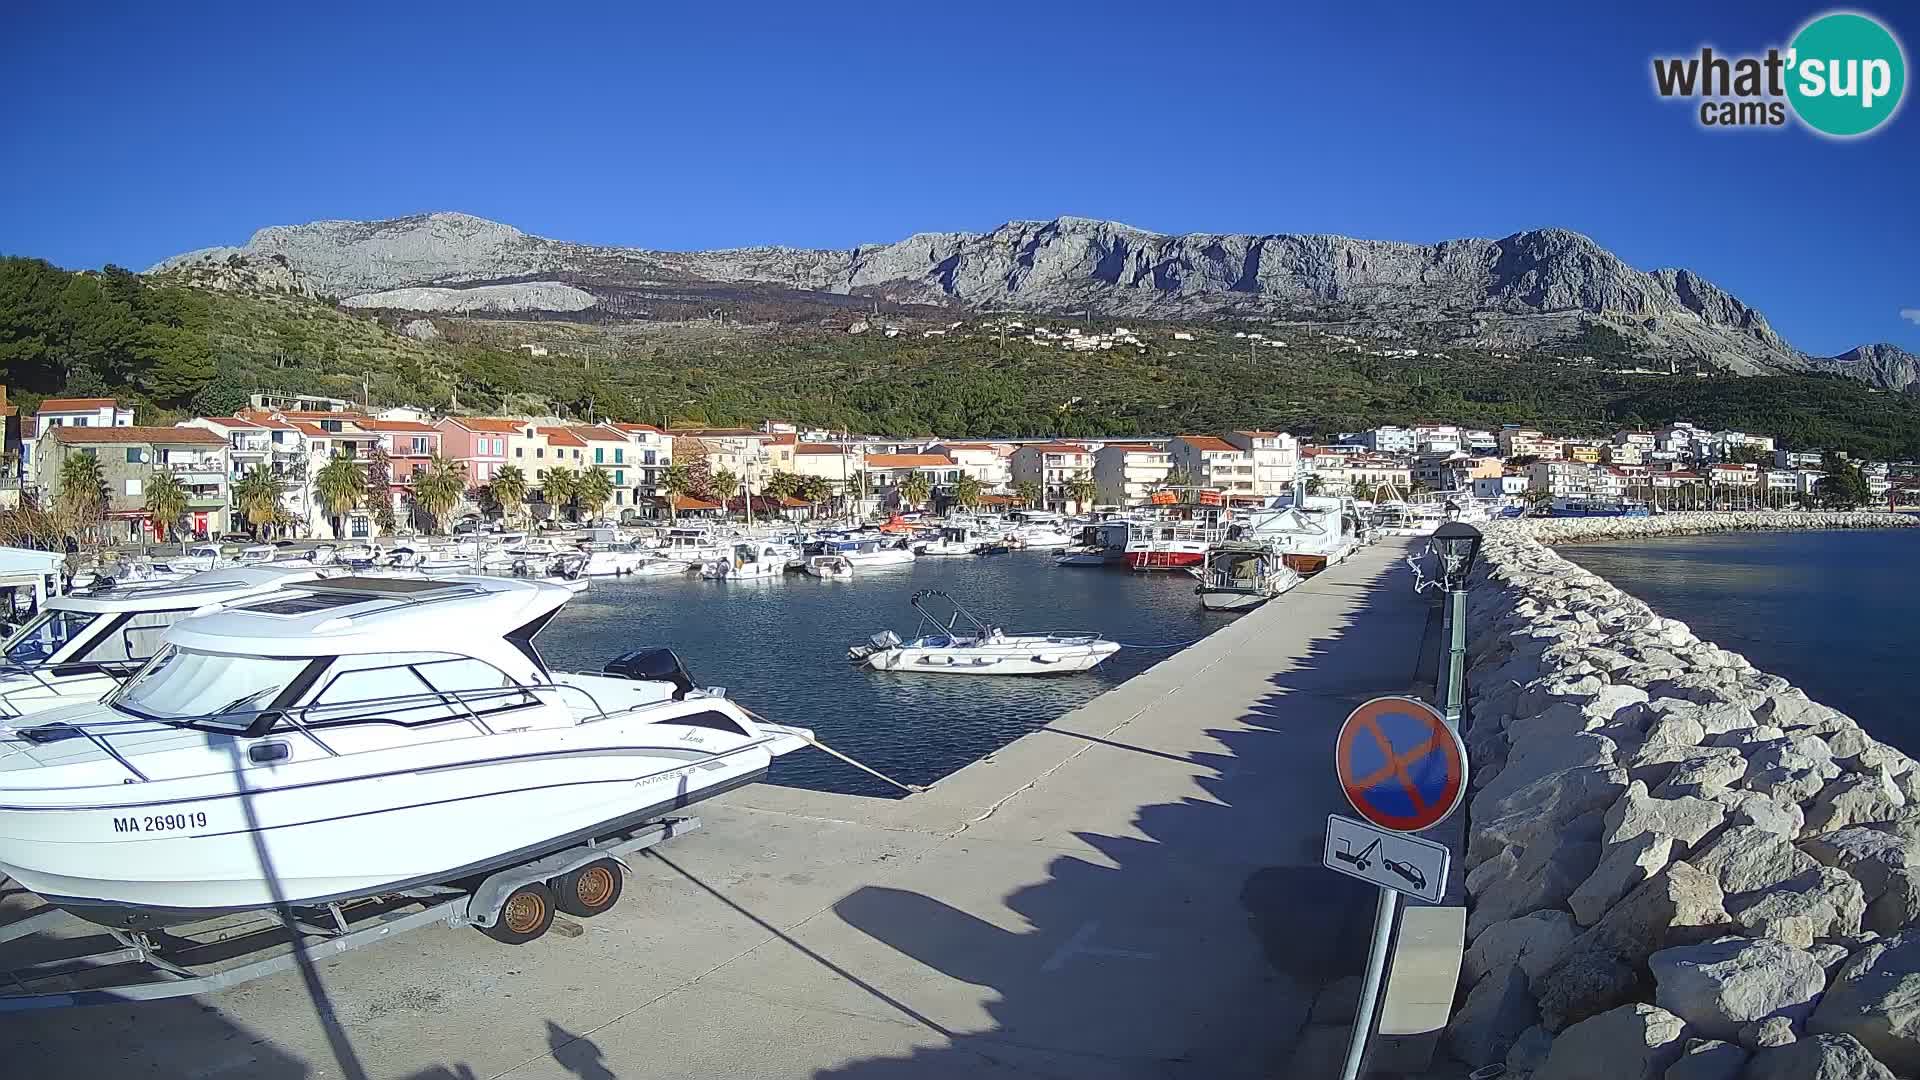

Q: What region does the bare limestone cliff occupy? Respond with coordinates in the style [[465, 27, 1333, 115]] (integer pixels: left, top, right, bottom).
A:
[[150, 212, 1904, 384]]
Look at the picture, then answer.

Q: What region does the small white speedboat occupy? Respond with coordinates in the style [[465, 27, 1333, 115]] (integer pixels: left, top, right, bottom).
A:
[[820, 538, 915, 569], [1010, 526, 1074, 550], [916, 527, 984, 557], [579, 541, 648, 577], [804, 555, 853, 580], [0, 575, 813, 927], [849, 590, 1119, 675], [630, 557, 693, 577], [1192, 542, 1302, 612]]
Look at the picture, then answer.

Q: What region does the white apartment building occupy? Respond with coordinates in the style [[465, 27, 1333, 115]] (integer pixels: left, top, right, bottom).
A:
[[1167, 436, 1254, 497], [1412, 425, 1463, 455], [1009, 442, 1096, 510], [1093, 442, 1171, 506], [1472, 475, 1530, 499], [1774, 448, 1824, 470], [1528, 460, 1601, 496], [180, 415, 315, 532], [34, 396, 135, 430], [1359, 426, 1416, 454], [1498, 426, 1562, 460], [927, 443, 1013, 490], [1223, 430, 1298, 495]]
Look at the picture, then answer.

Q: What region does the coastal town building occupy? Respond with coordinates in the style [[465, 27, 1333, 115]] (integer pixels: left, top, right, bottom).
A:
[[1167, 436, 1254, 498], [435, 417, 518, 487], [1472, 475, 1530, 499], [1093, 443, 1172, 506], [926, 443, 1014, 490], [35, 426, 231, 541], [34, 397, 134, 430], [1498, 426, 1561, 460], [1010, 442, 1096, 510], [1223, 430, 1299, 494], [1775, 448, 1824, 470]]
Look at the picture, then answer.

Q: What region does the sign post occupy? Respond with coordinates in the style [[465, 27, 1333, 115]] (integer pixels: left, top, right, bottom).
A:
[[1328, 695, 1467, 1080]]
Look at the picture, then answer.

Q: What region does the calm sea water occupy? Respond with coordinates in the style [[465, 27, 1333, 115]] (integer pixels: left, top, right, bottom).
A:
[[535, 552, 1222, 796], [1560, 529, 1920, 755]]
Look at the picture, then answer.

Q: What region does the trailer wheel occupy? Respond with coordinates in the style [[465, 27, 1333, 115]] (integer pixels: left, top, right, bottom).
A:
[[554, 859, 623, 917], [482, 882, 556, 944]]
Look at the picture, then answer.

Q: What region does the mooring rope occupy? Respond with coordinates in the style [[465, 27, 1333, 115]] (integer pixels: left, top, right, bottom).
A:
[[738, 704, 927, 794]]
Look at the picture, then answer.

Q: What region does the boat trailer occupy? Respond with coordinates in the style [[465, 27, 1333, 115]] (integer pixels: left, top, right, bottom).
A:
[[0, 815, 701, 1012]]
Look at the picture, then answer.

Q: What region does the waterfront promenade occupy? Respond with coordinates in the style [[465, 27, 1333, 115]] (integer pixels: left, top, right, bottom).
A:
[[0, 540, 1433, 1079]]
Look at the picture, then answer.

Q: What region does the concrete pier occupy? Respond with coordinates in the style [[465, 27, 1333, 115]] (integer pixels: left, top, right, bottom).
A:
[[0, 541, 1436, 1079]]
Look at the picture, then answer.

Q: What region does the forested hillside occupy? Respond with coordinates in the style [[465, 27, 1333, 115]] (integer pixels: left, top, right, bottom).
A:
[[5, 255, 1920, 459]]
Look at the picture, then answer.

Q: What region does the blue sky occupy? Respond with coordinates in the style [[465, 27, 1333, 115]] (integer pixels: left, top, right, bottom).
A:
[[2, 2, 1913, 356]]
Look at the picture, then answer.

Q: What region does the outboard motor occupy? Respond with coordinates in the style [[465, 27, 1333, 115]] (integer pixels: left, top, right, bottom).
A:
[[847, 629, 902, 662], [602, 647, 696, 700]]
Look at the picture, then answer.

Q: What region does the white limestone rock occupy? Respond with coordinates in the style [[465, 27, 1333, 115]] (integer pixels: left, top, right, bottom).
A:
[[1803, 770, 1906, 836], [1469, 831, 1604, 938], [1727, 869, 1867, 948], [1469, 766, 1630, 869], [1654, 748, 1747, 799], [1474, 733, 1620, 815], [1570, 832, 1674, 927], [1662, 1039, 1746, 1080], [1604, 781, 1727, 856], [1744, 1033, 1896, 1080], [1740, 1016, 1798, 1049], [1535, 1003, 1687, 1080], [1649, 937, 1826, 1040], [1534, 862, 1730, 1031], [1808, 930, 1920, 1074], [1689, 825, 1819, 896], [1465, 910, 1582, 988]]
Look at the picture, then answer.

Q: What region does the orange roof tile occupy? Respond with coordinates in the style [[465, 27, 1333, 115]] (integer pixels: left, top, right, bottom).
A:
[[1020, 442, 1089, 454], [865, 453, 953, 468], [1176, 436, 1237, 453], [567, 425, 629, 442], [37, 397, 121, 412], [1099, 443, 1161, 452], [612, 422, 664, 435], [359, 419, 439, 433], [794, 443, 853, 455], [537, 427, 590, 448], [50, 426, 224, 447]]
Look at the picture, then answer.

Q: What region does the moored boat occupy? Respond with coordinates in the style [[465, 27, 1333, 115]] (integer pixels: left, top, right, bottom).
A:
[[1192, 543, 1302, 612], [848, 589, 1119, 675]]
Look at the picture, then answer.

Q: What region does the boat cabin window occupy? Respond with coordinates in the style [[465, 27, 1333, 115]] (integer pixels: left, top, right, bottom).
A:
[[71, 610, 180, 665], [113, 647, 313, 732], [304, 653, 536, 728], [3, 610, 98, 664]]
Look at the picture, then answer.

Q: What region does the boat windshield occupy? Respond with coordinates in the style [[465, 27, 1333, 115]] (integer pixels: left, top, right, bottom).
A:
[[2, 610, 100, 665], [112, 646, 311, 732]]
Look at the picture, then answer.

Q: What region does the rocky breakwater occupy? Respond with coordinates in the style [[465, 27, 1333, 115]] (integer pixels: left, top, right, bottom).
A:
[[1446, 524, 1920, 1080], [1509, 509, 1917, 546]]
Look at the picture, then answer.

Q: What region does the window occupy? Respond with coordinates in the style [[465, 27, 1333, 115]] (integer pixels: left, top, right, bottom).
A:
[[516, 446, 524, 458], [73, 417, 89, 427], [124, 448, 147, 463], [307, 652, 533, 727], [594, 448, 604, 464], [124, 478, 142, 496], [677, 710, 748, 736], [77, 610, 180, 665], [113, 648, 313, 732], [613, 470, 623, 485], [614, 449, 624, 464], [351, 516, 370, 538], [536, 448, 545, 459], [410, 436, 429, 455], [4, 610, 99, 663]]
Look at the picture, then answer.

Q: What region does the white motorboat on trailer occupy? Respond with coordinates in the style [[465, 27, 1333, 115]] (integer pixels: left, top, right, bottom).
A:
[[803, 555, 854, 580], [849, 589, 1120, 675], [1191, 543, 1302, 612], [0, 566, 340, 720], [0, 575, 813, 929]]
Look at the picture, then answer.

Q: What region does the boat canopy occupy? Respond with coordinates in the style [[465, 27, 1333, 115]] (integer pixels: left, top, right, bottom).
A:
[[164, 576, 571, 659]]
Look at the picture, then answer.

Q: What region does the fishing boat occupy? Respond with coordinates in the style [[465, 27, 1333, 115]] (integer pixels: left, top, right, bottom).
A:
[[802, 554, 854, 580], [1124, 520, 1217, 571], [1191, 543, 1302, 612], [1234, 492, 1360, 576], [0, 566, 342, 721], [1055, 521, 1132, 567], [699, 542, 787, 580], [848, 589, 1119, 675], [0, 575, 813, 928]]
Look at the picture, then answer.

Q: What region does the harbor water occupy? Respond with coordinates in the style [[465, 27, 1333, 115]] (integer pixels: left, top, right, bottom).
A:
[[536, 551, 1224, 796], [1561, 529, 1920, 756]]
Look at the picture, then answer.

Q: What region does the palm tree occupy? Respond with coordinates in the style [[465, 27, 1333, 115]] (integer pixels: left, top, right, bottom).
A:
[[1161, 465, 1194, 491], [1014, 479, 1042, 508], [232, 464, 288, 539], [712, 469, 740, 516], [313, 452, 368, 540], [953, 473, 984, 510], [660, 462, 696, 523], [575, 466, 614, 523], [1350, 480, 1376, 503], [489, 464, 529, 526], [1065, 470, 1097, 513], [540, 467, 579, 523], [1304, 475, 1324, 496], [898, 472, 932, 513], [762, 470, 801, 502], [58, 452, 107, 544], [796, 475, 832, 520], [143, 470, 189, 546], [412, 455, 467, 535]]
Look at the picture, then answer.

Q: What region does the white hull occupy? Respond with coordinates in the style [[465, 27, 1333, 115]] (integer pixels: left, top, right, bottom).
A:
[[864, 637, 1119, 675], [630, 559, 694, 577], [842, 549, 915, 569], [1053, 550, 1112, 567], [582, 550, 647, 576], [700, 560, 784, 580], [916, 542, 977, 556], [0, 725, 795, 916]]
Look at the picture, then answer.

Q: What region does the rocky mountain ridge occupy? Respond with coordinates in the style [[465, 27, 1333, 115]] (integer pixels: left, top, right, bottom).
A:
[[151, 212, 1912, 387]]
